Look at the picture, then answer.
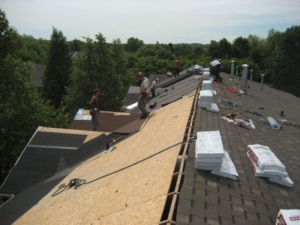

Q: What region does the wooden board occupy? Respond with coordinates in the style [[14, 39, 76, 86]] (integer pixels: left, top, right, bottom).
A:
[[82, 110, 133, 116], [15, 93, 195, 225]]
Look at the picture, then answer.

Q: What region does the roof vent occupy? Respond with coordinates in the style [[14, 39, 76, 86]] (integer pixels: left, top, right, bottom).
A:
[[241, 64, 249, 93]]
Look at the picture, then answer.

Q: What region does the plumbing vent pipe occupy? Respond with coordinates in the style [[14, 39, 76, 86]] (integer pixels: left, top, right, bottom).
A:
[[231, 61, 235, 80], [261, 74, 265, 91], [250, 69, 253, 82], [241, 64, 249, 93]]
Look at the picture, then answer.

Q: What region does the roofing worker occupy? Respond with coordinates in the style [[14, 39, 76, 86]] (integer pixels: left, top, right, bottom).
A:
[[89, 88, 101, 130], [174, 57, 181, 78], [210, 59, 223, 82], [150, 78, 159, 98], [137, 72, 150, 119]]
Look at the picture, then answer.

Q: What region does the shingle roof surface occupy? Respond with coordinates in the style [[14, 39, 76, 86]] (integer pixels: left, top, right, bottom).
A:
[[128, 74, 201, 113], [0, 132, 87, 194], [176, 73, 300, 225]]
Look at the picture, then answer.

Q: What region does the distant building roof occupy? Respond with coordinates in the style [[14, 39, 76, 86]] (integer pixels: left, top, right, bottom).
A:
[[28, 63, 45, 88]]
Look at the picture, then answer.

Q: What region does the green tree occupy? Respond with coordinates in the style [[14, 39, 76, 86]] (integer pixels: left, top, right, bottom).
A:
[[248, 35, 265, 69], [66, 33, 124, 113], [194, 46, 204, 57], [168, 43, 174, 54], [71, 38, 80, 51], [232, 36, 250, 58], [219, 38, 232, 59], [125, 37, 144, 52], [111, 38, 127, 75], [43, 27, 72, 108], [208, 40, 219, 59], [0, 9, 69, 174], [268, 26, 300, 97], [17, 35, 50, 63], [111, 38, 133, 99]]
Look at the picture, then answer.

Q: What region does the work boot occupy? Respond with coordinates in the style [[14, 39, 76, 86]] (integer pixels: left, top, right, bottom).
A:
[[140, 112, 149, 119]]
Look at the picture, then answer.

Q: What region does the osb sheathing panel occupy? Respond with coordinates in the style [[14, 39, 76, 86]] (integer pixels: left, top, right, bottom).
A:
[[15, 93, 195, 225], [83, 109, 132, 116], [39, 126, 109, 143]]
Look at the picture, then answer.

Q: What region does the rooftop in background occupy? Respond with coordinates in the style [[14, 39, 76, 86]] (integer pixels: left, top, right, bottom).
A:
[[28, 63, 45, 88]]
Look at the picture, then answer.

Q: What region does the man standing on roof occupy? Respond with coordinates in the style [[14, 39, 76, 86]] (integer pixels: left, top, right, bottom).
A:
[[150, 78, 159, 98], [89, 89, 101, 131], [210, 59, 223, 82], [174, 57, 181, 78], [137, 72, 150, 119]]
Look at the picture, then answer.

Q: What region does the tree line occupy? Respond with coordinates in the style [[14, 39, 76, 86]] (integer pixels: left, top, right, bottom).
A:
[[1, 7, 299, 183]]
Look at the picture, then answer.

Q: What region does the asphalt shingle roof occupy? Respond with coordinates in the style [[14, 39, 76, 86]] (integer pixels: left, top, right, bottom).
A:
[[1, 68, 300, 225], [176, 72, 300, 225]]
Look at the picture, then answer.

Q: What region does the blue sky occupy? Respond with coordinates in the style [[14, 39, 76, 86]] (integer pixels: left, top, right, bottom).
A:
[[2, 0, 300, 44]]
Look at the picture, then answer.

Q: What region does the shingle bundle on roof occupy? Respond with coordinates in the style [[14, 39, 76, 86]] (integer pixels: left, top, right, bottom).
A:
[[198, 90, 213, 108], [276, 209, 300, 225], [211, 151, 239, 180], [195, 130, 238, 180], [247, 144, 293, 187], [202, 72, 210, 80], [206, 103, 219, 113], [202, 80, 212, 90], [200, 80, 219, 112]]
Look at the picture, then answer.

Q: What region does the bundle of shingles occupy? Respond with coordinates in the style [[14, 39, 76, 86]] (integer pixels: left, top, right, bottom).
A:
[[202, 68, 210, 80], [276, 209, 300, 225], [195, 130, 238, 180], [198, 90, 213, 108], [199, 82, 219, 113], [247, 144, 293, 187]]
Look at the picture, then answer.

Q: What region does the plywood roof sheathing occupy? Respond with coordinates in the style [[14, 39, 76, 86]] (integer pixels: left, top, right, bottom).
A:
[[14, 93, 195, 225]]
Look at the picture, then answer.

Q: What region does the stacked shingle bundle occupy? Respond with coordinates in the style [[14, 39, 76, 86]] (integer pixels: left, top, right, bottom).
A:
[[202, 80, 212, 90], [206, 103, 219, 113], [211, 151, 239, 180], [199, 86, 219, 112], [195, 131, 239, 180], [198, 90, 213, 108], [202, 72, 210, 80], [247, 144, 293, 187], [276, 209, 300, 225]]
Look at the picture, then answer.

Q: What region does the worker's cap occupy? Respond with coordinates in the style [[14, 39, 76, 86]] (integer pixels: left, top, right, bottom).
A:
[[156, 78, 159, 81], [94, 88, 101, 94], [137, 72, 143, 77]]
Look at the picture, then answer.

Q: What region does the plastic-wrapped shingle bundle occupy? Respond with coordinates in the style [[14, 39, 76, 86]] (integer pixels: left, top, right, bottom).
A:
[[206, 103, 219, 113], [198, 90, 213, 108], [202, 80, 212, 90], [211, 151, 238, 180], [248, 144, 285, 171], [195, 131, 224, 170], [247, 144, 293, 187], [195, 131, 238, 180], [276, 209, 300, 225], [202, 72, 210, 80]]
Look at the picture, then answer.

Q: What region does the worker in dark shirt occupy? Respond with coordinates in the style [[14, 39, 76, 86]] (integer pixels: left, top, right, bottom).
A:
[[89, 89, 101, 130]]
